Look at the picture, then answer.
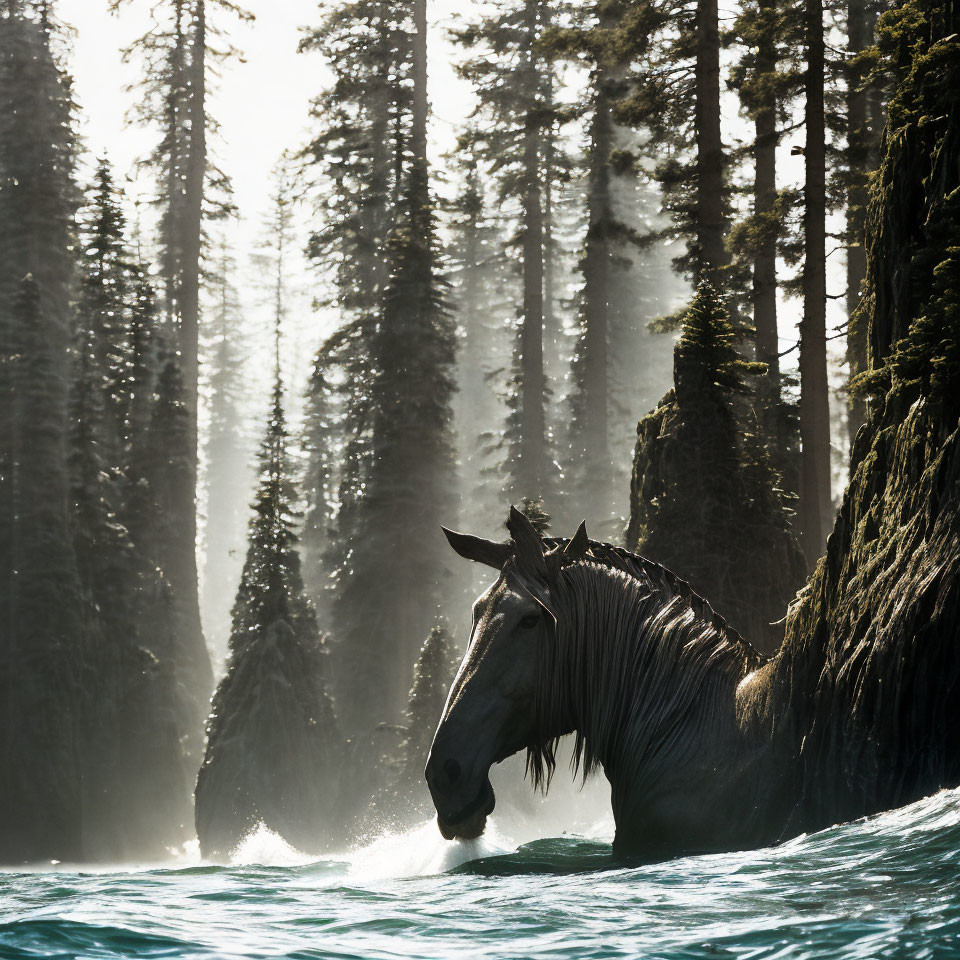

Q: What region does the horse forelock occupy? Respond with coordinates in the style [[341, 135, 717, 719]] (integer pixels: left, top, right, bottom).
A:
[[523, 539, 763, 794]]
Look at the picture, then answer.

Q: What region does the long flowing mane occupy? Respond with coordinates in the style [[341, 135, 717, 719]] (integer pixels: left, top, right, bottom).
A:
[[524, 538, 765, 790]]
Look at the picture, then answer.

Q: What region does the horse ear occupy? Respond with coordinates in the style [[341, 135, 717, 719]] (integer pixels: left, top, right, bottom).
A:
[[507, 505, 547, 576], [442, 527, 511, 570], [562, 521, 589, 564]]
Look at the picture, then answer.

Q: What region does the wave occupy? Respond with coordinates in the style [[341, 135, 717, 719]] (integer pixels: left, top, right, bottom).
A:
[[2, 788, 958, 960]]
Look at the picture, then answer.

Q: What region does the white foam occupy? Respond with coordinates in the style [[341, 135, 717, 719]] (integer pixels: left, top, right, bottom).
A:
[[228, 823, 316, 867], [348, 818, 515, 880]]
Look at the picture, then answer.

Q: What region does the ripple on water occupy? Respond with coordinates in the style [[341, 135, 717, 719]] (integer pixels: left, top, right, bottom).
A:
[[1, 791, 960, 960]]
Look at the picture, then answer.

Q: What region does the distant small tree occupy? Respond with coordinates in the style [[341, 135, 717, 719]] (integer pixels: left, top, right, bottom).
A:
[[626, 282, 806, 653], [401, 620, 458, 785]]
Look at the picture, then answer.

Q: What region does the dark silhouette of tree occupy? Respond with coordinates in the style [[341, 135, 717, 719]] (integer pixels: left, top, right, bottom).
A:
[[76, 160, 134, 460], [111, 0, 253, 716], [617, 0, 731, 285], [299, 0, 414, 638], [549, 2, 677, 535], [452, 0, 570, 503], [401, 621, 457, 785], [301, 1, 457, 734], [842, 0, 883, 444], [727, 0, 802, 492], [196, 330, 340, 859], [626, 283, 806, 653], [69, 300, 193, 860], [797, 0, 833, 565], [0, 2, 85, 863], [140, 350, 213, 762]]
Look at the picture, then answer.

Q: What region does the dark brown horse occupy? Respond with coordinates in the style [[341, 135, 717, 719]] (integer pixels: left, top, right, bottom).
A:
[[426, 507, 800, 860]]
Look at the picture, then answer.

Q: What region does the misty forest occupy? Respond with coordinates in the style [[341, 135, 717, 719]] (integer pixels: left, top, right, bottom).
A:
[[0, 0, 958, 885]]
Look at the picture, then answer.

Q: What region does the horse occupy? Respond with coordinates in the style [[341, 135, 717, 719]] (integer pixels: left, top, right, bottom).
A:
[[425, 506, 799, 860]]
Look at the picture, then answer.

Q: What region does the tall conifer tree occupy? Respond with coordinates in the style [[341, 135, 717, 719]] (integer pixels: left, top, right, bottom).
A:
[[0, 1, 86, 862], [111, 0, 252, 712], [196, 233, 339, 860], [302, 0, 457, 732], [798, 0, 833, 563], [452, 0, 569, 503]]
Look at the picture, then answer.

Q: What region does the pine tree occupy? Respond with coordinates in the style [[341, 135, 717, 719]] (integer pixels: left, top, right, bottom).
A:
[[0, 2, 86, 862], [76, 159, 133, 462], [120, 260, 162, 544], [302, 1, 458, 734], [617, 0, 731, 285], [334, 159, 457, 730], [549, 1, 677, 534], [69, 306, 193, 860], [797, 0, 833, 565], [626, 283, 806, 653], [141, 350, 213, 761], [452, 0, 570, 502], [401, 621, 457, 784], [843, 0, 882, 443], [111, 0, 252, 714], [727, 0, 802, 471], [300, 0, 414, 624], [196, 328, 340, 859]]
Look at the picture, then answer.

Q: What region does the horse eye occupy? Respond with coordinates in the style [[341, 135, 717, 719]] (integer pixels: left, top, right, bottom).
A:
[[518, 612, 541, 630]]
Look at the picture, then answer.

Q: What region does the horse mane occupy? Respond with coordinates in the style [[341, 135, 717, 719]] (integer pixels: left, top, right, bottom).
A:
[[525, 537, 765, 792], [541, 537, 755, 651]]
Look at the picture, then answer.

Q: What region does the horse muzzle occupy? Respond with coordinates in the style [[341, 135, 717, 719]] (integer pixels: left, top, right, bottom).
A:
[[425, 754, 496, 841]]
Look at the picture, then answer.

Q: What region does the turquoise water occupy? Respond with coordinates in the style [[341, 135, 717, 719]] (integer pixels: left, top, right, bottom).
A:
[[2, 788, 960, 960]]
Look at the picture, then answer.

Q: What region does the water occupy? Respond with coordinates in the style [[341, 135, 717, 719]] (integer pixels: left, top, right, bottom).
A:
[[3, 789, 960, 960]]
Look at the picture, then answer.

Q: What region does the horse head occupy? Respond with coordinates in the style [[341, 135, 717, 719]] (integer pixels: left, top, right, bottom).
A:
[[425, 507, 589, 840]]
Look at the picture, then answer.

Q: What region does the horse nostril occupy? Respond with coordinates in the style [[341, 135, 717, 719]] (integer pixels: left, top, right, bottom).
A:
[[443, 758, 462, 784]]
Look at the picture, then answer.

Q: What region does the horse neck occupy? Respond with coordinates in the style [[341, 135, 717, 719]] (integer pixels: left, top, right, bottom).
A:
[[549, 562, 759, 791]]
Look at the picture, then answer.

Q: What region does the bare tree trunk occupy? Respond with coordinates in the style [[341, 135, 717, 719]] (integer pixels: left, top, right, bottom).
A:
[[183, 0, 204, 425], [799, 0, 832, 564], [695, 0, 727, 280], [845, 0, 875, 445], [412, 0, 428, 168], [541, 65, 558, 373], [165, 0, 212, 716], [518, 3, 546, 500], [583, 81, 612, 480], [753, 0, 780, 410]]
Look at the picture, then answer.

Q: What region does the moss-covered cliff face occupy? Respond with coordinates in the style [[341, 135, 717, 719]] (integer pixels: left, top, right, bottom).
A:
[[768, 2, 959, 832]]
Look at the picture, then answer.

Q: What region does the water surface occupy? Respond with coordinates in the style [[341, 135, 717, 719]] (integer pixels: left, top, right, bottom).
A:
[[3, 788, 960, 959]]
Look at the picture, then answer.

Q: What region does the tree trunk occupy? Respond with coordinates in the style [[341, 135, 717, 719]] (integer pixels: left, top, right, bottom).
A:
[[753, 0, 780, 414], [518, 4, 546, 500], [695, 0, 727, 280], [582, 80, 612, 481], [799, 0, 832, 564], [541, 65, 558, 374], [171, 0, 212, 711], [411, 0, 428, 168], [163, 0, 186, 323], [844, 0, 874, 445]]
